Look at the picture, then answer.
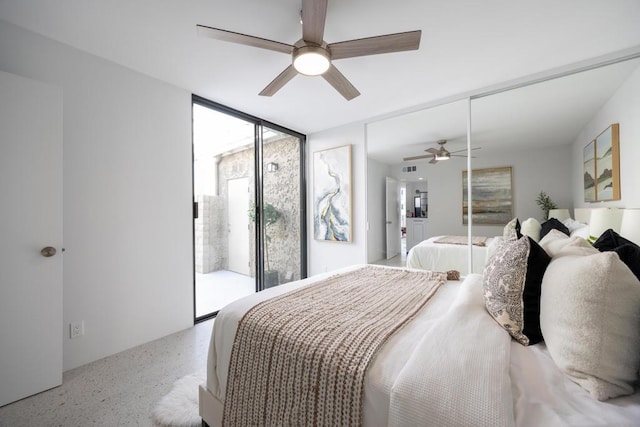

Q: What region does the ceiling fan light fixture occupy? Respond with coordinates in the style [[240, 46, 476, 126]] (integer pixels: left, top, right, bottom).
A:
[[293, 45, 330, 76], [435, 150, 450, 161]]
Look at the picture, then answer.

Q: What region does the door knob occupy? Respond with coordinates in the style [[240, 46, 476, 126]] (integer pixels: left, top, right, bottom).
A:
[[41, 247, 57, 257]]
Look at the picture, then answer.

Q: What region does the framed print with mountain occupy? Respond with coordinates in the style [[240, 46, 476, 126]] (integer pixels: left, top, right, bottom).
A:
[[583, 140, 596, 202], [584, 123, 620, 202]]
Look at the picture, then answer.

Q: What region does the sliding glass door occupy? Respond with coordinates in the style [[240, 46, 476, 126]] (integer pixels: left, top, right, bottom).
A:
[[260, 125, 305, 288], [192, 96, 306, 321]]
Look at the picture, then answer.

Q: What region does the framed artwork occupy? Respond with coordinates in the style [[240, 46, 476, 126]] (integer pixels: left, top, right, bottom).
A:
[[313, 145, 352, 242], [583, 140, 597, 202], [463, 166, 513, 225], [593, 123, 621, 201]]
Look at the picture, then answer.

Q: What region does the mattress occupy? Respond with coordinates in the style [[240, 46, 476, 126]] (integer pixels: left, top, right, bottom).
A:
[[204, 265, 640, 426], [406, 235, 502, 274]]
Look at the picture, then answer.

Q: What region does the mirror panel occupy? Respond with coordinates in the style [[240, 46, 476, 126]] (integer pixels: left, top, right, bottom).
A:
[[366, 99, 469, 268], [470, 57, 640, 241], [365, 54, 640, 276]]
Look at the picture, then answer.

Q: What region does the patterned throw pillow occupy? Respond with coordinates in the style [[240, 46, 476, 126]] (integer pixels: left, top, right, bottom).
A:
[[502, 217, 520, 240], [483, 235, 551, 345]]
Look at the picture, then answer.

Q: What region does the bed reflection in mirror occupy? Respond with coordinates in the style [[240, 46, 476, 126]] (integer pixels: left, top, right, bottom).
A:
[[365, 99, 472, 273]]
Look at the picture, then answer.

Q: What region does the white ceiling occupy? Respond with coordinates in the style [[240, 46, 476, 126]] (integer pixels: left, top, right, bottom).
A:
[[1, 0, 639, 137], [367, 58, 640, 164]]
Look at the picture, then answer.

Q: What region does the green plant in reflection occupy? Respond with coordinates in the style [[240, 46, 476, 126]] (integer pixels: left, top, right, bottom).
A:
[[536, 191, 557, 220]]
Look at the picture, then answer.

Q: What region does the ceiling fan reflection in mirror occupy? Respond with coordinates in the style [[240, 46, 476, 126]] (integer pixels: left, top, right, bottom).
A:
[[197, 0, 421, 100], [403, 140, 480, 164]]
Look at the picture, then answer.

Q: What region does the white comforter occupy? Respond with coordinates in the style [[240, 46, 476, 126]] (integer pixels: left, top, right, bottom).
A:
[[407, 235, 502, 274], [206, 265, 640, 426], [389, 270, 514, 426]]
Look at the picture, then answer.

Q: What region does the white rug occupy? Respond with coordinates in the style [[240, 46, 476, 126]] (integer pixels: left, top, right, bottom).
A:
[[152, 372, 205, 427]]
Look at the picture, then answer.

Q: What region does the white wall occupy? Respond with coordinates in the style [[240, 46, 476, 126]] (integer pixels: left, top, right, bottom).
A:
[[307, 123, 367, 275], [365, 158, 390, 263], [385, 144, 573, 238], [0, 20, 193, 370], [571, 63, 640, 209], [469, 144, 573, 236]]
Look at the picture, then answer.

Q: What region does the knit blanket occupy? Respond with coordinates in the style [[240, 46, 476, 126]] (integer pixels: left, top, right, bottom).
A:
[[222, 265, 447, 426], [435, 235, 488, 246]]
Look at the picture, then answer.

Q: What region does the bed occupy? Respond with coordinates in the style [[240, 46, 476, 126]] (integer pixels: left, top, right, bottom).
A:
[[406, 235, 502, 274], [199, 260, 640, 426], [406, 211, 595, 275]]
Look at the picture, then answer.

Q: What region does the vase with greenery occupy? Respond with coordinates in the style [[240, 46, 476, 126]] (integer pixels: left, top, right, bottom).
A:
[[535, 191, 557, 220], [248, 202, 281, 287]]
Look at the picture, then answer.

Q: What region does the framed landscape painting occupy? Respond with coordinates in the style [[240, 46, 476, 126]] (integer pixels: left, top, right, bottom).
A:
[[313, 145, 352, 242], [463, 166, 513, 225], [583, 140, 596, 202], [594, 123, 620, 201]]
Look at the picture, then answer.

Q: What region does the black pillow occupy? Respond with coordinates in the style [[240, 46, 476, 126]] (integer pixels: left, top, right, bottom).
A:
[[540, 218, 570, 240], [614, 244, 640, 281], [521, 237, 551, 344], [593, 228, 635, 251], [593, 230, 640, 281]]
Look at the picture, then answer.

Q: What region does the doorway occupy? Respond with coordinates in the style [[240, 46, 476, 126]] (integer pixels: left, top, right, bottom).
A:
[[192, 96, 307, 321], [227, 177, 250, 275]]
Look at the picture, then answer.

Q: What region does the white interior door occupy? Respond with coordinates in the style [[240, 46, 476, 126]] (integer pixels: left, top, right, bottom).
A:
[[385, 177, 401, 259], [227, 177, 250, 275], [0, 71, 63, 406]]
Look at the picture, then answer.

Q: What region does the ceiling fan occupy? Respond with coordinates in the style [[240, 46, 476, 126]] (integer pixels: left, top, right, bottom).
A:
[[403, 140, 480, 164], [196, 0, 421, 100]]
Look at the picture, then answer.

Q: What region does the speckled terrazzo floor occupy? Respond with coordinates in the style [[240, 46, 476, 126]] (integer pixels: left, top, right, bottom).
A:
[[0, 319, 214, 427]]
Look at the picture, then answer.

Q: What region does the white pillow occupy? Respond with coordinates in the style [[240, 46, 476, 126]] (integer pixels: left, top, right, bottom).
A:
[[539, 229, 598, 258], [540, 251, 640, 401], [562, 217, 586, 233], [520, 217, 541, 242], [569, 224, 590, 240]]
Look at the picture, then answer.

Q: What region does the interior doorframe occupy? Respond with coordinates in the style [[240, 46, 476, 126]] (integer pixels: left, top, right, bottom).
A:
[[191, 95, 307, 323]]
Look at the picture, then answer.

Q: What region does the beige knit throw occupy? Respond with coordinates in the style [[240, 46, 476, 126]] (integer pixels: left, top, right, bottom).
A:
[[222, 265, 447, 427], [435, 235, 488, 246]]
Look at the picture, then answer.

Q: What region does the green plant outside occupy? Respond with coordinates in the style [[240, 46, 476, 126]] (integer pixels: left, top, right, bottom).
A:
[[248, 202, 281, 271]]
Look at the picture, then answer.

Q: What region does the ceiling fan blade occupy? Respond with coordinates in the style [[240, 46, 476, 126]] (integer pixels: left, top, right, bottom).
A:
[[197, 25, 293, 54], [449, 147, 481, 154], [302, 0, 327, 45], [328, 30, 421, 60], [403, 154, 433, 161], [425, 148, 438, 154], [429, 157, 439, 164], [259, 65, 298, 96], [322, 65, 360, 100]]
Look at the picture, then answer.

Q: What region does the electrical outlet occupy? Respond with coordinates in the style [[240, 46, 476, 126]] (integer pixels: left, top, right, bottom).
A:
[[70, 321, 84, 339]]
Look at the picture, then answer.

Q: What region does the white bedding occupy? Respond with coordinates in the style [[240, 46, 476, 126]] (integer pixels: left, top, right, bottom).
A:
[[406, 235, 502, 274], [205, 265, 640, 426]]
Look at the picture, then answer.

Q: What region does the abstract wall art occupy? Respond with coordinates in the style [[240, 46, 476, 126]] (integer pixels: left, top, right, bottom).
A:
[[313, 145, 352, 242], [463, 166, 513, 225]]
